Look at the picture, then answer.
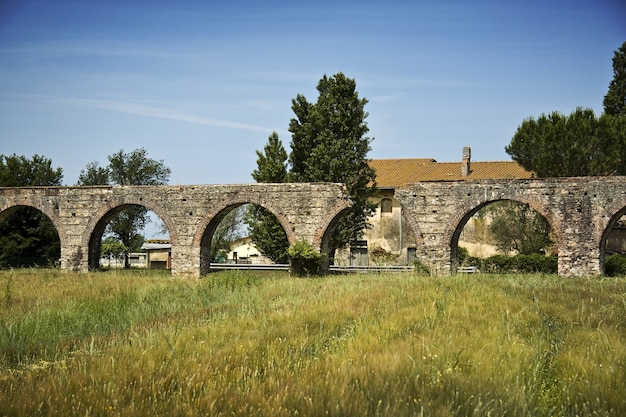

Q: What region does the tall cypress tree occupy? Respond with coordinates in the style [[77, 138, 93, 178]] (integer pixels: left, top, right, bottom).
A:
[[604, 41, 626, 117], [245, 132, 290, 263], [288, 73, 377, 256]]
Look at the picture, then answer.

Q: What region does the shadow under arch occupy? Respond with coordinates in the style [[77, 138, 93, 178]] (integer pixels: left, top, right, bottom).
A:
[[0, 204, 62, 268], [446, 198, 559, 273], [196, 202, 293, 275], [599, 205, 626, 275], [84, 199, 175, 270], [398, 205, 426, 261], [317, 206, 353, 263]]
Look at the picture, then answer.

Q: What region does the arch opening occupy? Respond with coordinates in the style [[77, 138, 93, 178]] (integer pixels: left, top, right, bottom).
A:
[[333, 201, 421, 267], [0, 205, 61, 268], [319, 206, 354, 266], [88, 204, 171, 271], [451, 199, 557, 274], [601, 208, 626, 276], [199, 203, 290, 275]]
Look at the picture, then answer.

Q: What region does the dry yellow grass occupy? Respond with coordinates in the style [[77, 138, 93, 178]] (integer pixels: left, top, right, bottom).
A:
[[1, 269, 625, 416]]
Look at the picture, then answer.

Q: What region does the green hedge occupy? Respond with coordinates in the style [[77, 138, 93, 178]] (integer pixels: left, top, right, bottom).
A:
[[605, 254, 626, 276], [461, 252, 557, 274]]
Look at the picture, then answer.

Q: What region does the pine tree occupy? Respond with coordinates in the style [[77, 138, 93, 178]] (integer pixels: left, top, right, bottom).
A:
[[245, 132, 290, 263]]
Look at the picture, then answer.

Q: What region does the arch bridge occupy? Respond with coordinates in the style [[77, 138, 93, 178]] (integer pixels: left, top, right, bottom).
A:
[[0, 183, 351, 276], [395, 176, 626, 276], [1, 177, 625, 277]]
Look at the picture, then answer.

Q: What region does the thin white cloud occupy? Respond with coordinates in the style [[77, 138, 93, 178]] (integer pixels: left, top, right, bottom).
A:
[[57, 97, 279, 134], [369, 92, 407, 103], [3, 40, 199, 60]]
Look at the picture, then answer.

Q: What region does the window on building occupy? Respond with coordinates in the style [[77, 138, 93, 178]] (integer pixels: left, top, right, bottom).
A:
[[407, 247, 417, 264], [381, 198, 393, 215]]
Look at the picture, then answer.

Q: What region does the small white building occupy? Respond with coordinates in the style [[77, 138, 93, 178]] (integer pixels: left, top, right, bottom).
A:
[[226, 237, 272, 264]]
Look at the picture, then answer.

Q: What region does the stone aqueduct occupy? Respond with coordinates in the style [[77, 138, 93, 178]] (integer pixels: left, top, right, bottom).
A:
[[0, 183, 352, 276], [0, 176, 625, 277]]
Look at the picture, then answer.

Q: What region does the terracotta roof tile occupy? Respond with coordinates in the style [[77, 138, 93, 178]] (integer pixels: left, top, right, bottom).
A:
[[370, 158, 533, 188]]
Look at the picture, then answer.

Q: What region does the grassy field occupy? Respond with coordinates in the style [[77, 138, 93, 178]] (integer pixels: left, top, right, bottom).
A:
[[0, 269, 625, 416]]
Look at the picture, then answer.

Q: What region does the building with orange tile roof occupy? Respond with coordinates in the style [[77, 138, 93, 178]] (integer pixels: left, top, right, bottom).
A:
[[335, 147, 534, 266], [370, 147, 533, 189]]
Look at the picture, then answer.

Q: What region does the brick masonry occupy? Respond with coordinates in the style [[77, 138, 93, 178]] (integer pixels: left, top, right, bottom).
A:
[[0, 183, 351, 276], [395, 177, 626, 276]]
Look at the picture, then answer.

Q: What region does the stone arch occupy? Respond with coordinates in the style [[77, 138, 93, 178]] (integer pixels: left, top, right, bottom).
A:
[[399, 205, 425, 255], [316, 205, 352, 255], [444, 196, 559, 271], [0, 202, 63, 267], [193, 198, 294, 248], [82, 195, 175, 270], [194, 199, 294, 275], [598, 204, 626, 274]]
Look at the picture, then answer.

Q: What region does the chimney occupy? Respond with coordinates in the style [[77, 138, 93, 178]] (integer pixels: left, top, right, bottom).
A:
[[462, 147, 471, 176]]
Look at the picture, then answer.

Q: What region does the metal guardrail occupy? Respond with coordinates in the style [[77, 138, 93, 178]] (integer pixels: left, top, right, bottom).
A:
[[457, 266, 478, 273], [209, 263, 414, 273], [210, 263, 290, 271], [329, 265, 414, 273]]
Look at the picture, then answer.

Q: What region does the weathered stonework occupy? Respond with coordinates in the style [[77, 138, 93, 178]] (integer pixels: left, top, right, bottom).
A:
[[395, 177, 626, 276], [0, 183, 351, 277], [2, 177, 625, 277]]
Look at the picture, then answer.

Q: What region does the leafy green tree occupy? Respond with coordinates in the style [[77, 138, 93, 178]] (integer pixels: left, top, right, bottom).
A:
[[78, 148, 170, 268], [107, 148, 171, 185], [505, 108, 625, 176], [245, 132, 290, 264], [209, 206, 246, 263], [77, 161, 109, 185], [288, 73, 377, 257], [487, 201, 553, 255], [604, 41, 626, 117], [0, 154, 63, 187], [100, 237, 128, 267], [0, 154, 63, 268]]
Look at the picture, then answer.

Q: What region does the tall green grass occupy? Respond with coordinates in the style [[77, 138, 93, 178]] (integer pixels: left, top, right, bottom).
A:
[[0, 269, 625, 416]]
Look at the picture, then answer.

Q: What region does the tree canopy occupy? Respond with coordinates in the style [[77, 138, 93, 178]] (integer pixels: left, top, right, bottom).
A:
[[78, 148, 170, 268], [604, 41, 626, 117], [244, 132, 290, 264], [0, 154, 63, 268], [506, 42, 626, 177], [252, 131, 288, 184], [288, 73, 377, 253], [505, 108, 625, 177], [0, 154, 63, 187], [78, 148, 170, 186], [487, 201, 554, 255], [247, 74, 377, 263]]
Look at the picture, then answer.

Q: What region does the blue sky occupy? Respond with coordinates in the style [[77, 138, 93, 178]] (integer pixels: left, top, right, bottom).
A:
[[1, 0, 625, 186]]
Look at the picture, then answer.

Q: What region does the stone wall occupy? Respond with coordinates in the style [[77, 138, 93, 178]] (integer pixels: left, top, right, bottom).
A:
[[395, 177, 626, 276], [2, 177, 625, 277], [0, 183, 351, 277]]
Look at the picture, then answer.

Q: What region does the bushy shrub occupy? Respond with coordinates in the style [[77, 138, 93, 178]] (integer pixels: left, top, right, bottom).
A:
[[370, 246, 400, 265], [288, 241, 325, 277], [457, 246, 469, 263], [413, 259, 430, 276], [605, 254, 626, 276]]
